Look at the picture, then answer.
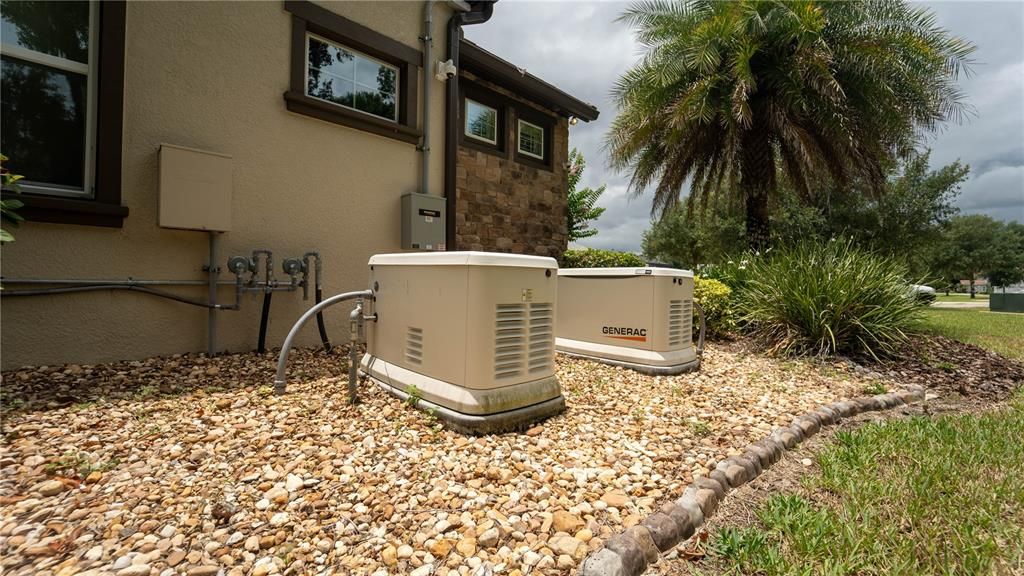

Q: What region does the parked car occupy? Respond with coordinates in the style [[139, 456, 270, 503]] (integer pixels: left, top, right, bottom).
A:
[[909, 284, 937, 303]]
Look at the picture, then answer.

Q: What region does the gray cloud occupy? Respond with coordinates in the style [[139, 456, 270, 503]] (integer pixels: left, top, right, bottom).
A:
[[466, 0, 1024, 252]]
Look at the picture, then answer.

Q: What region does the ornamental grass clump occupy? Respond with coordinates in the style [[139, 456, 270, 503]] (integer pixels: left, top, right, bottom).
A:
[[739, 241, 923, 359]]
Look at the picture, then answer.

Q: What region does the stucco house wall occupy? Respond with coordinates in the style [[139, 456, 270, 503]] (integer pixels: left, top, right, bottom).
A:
[[1, 1, 452, 369]]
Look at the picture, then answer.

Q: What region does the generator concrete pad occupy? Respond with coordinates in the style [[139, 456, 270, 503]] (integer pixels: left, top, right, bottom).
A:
[[362, 354, 565, 434], [556, 339, 700, 375]]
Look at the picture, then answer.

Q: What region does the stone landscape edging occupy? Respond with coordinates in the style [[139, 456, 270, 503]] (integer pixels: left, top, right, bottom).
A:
[[578, 386, 926, 576]]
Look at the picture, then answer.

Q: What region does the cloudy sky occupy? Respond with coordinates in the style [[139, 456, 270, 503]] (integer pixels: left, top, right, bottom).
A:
[[465, 0, 1024, 252]]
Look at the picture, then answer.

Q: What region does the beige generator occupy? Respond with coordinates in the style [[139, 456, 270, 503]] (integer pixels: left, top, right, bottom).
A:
[[556, 267, 701, 374], [360, 252, 564, 434]]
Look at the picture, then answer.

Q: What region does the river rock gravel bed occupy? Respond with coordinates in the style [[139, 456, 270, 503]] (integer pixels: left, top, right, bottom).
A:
[[0, 343, 867, 576]]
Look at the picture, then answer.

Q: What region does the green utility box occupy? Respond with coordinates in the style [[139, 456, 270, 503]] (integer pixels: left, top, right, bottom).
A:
[[990, 293, 1024, 313]]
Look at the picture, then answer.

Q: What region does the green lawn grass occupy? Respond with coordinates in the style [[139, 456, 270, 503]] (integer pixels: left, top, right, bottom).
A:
[[917, 308, 1024, 360], [707, 395, 1024, 575], [699, 304, 1024, 575], [935, 292, 989, 302]]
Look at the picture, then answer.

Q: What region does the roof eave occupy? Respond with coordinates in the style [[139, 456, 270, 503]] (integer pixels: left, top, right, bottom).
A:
[[459, 39, 600, 122]]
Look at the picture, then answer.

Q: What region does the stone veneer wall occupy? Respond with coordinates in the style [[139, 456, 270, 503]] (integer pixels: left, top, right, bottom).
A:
[[454, 72, 569, 259]]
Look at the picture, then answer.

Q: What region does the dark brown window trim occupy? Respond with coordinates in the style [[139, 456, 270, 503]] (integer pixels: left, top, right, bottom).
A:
[[18, 195, 129, 228], [284, 2, 421, 144], [513, 105, 555, 172], [284, 1, 420, 66], [458, 81, 508, 159], [13, 1, 128, 228], [456, 77, 558, 171], [284, 91, 421, 145]]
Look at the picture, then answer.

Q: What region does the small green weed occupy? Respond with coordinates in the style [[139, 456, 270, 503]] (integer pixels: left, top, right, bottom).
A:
[[1, 396, 26, 414], [405, 385, 422, 407], [686, 419, 712, 438], [45, 451, 119, 479], [860, 381, 887, 396], [134, 384, 159, 399]]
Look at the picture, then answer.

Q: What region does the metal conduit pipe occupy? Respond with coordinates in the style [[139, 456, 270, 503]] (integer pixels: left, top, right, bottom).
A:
[[273, 290, 373, 396], [420, 0, 472, 197], [1, 278, 233, 286], [207, 232, 221, 356], [694, 300, 707, 356], [0, 283, 243, 310], [0, 278, 301, 291], [348, 301, 363, 404]]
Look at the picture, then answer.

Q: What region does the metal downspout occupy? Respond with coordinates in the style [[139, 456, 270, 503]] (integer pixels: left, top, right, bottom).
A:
[[444, 1, 494, 249], [421, 1, 437, 196]]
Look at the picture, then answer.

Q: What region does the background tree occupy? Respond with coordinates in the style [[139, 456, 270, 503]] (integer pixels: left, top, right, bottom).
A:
[[566, 149, 606, 242], [642, 198, 744, 267], [642, 152, 966, 274], [986, 222, 1024, 292], [775, 151, 968, 275], [932, 215, 1005, 298], [608, 0, 974, 249]]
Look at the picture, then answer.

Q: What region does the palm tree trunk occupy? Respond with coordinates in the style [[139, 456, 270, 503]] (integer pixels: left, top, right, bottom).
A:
[[741, 129, 774, 251], [745, 190, 770, 251]]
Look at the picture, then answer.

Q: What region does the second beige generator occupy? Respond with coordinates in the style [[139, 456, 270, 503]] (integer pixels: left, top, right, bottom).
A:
[[360, 252, 564, 434], [556, 267, 700, 374]]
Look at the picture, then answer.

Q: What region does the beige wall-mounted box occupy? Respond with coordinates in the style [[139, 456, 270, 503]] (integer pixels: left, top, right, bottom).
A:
[[159, 144, 232, 232]]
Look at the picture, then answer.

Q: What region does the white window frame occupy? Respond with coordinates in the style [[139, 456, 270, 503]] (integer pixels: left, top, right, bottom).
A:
[[517, 119, 545, 160], [0, 1, 99, 198], [464, 98, 498, 145], [304, 32, 399, 123]]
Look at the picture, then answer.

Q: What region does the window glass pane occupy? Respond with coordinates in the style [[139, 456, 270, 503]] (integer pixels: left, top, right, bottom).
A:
[[0, 0, 89, 64], [1, 56, 86, 189], [519, 121, 544, 158], [306, 35, 397, 122], [307, 69, 355, 108], [307, 36, 354, 81], [356, 57, 393, 91], [355, 87, 395, 121], [465, 99, 496, 143]]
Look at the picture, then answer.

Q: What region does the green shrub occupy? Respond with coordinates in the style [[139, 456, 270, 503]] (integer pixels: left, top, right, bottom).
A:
[[562, 248, 646, 268], [737, 241, 923, 359], [696, 252, 759, 291], [694, 276, 736, 337]]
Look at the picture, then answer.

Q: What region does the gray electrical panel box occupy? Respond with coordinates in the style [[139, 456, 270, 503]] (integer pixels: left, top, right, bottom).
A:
[[401, 193, 446, 251]]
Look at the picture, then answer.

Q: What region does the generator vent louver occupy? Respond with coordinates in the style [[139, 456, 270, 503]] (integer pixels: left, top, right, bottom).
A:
[[527, 302, 554, 374], [494, 304, 526, 379], [405, 326, 423, 365], [668, 299, 693, 346]]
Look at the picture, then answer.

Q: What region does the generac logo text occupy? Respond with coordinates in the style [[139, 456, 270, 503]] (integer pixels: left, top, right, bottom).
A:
[[602, 326, 647, 336], [602, 326, 648, 342]]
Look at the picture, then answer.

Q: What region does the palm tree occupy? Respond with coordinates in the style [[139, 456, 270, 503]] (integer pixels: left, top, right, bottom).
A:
[[607, 0, 974, 249]]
